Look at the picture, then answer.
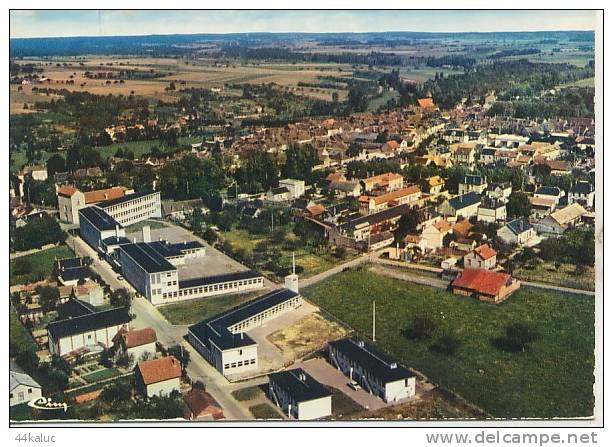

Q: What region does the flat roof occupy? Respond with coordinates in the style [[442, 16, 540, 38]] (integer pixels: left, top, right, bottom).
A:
[[79, 206, 121, 231], [329, 337, 414, 384], [269, 368, 331, 403], [48, 307, 130, 340], [189, 288, 298, 351], [169, 240, 204, 251], [119, 243, 176, 274], [98, 190, 159, 209], [179, 270, 263, 290]]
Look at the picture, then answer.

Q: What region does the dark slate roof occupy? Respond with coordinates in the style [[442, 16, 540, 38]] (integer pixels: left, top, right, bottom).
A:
[[98, 191, 158, 209], [570, 181, 594, 194], [57, 298, 96, 320], [147, 241, 183, 258], [486, 182, 511, 191], [269, 368, 331, 403], [462, 175, 485, 186], [179, 270, 262, 290], [56, 257, 82, 270], [270, 186, 290, 195], [59, 266, 94, 282], [169, 240, 204, 252], [48, 307, 130, 340], [119, 243, 176, 274], [242, 206, 260, 218], [481, 148, 496, 156], [535, 186, 561, 196], [79, 206, 121, 231], [448, 192, 481, 210], [188, 288, 298, 351], [329, 337, 415, 384], [101, 236, 131, 246], [506, 217, 533, 235], [339, 204, 410, 232], [480, 197, 506, 210]]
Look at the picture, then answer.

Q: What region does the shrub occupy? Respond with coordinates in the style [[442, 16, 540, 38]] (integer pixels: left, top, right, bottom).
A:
[[492, 322, 539, 352], [402, 315, 438, 340], [429, 333, 462, 355]]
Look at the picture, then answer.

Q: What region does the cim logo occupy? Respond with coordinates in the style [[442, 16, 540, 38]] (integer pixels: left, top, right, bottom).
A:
[[27, 396, 69, 412]]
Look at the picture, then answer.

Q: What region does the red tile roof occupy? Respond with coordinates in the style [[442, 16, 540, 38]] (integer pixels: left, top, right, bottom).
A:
[[57, 186, 79, 197], [452, 268, 511, 297], [473, 244, 497, 261], [137, 356, 181, 385], [418, 98, 435, 109], [184, 389, 224, 420], [122, 327, 157, 349], [83, 186, 128, 204]]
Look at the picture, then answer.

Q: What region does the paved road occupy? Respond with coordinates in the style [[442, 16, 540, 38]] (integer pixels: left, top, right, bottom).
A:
[[373, 258, 595, 296]]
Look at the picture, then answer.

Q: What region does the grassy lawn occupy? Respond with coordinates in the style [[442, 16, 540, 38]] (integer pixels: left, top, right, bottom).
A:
[[249, 403, 283, 420], [158, 291, 265, 325], [82, 368, 121, 384], [10, 245, 74, 286], [514, 261, 595, 291], [220, 227, 356, 279], [231, 385, 264, 402], [329, 389, 363, 418], [302, 269, 595, 418]]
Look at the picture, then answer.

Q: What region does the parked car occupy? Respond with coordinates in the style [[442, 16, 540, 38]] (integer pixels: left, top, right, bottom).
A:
[[117, 275, 124, 281], [347, 380, 361, 391]]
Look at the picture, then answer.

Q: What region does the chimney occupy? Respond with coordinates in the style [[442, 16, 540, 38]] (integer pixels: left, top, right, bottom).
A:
[[142, 226, 151, 243], [115, 225, 121, 238]]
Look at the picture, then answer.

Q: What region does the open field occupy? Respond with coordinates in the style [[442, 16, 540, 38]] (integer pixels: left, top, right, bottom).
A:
[[514, 261, 595, 291], [302, 268, 595, 418], [157, 290, 265, 325], [231, 385, 264, 402], [10, 245, 74, 286], [267, 313, 349, 360], [11, 58, 356, 113]]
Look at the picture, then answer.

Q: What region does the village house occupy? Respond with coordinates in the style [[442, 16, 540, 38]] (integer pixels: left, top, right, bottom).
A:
[[450, 143, 478, 168], [568, 181, 595, 209], [485, 182, 512, 202], [497, 217, 536, 246], [438, 192, 481, 218], [358, 185, 421, 215], [452, 268, 520, 304], [10, 370, 42, 407], [135, 356, 182, 398], [279, 179, 306, 200], [183, 389, 225, 420], [535, 203, 587, 235], [266, 186, 292, 203], [421, 220, 453, 251], [463, 244, 497, 270], [528, 196, 557, 219], [114, 327, 158, 366], [54, 257, 94, 287], [71, 280, 104, 306], [161, 198, 208, 221], [360, 172, 404, 193], [477, 197, 507, 223], [534, 186, 565, 205], [479, 147, 497, 165], [458, 175, 488, 195], [421, 175, 445, 195]]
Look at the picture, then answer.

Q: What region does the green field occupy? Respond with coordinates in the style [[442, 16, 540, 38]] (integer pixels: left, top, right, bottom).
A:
[[10, 245, 74, 286], [231, 385, 264, 402], [158, 291, 265, 325], [514, 262, 595, 291], [82, 368, 121, 384], [302, 269, 595, 418], [125, 219, 169, 233], [249, 403, 283, 420]]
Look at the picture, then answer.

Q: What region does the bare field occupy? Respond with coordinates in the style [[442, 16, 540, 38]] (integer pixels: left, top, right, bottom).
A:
[[11, 57, 356, 111], [266, 312, 349, 359]]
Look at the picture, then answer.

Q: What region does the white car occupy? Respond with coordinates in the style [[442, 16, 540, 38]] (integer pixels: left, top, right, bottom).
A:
[[347, 380, 361, 391]]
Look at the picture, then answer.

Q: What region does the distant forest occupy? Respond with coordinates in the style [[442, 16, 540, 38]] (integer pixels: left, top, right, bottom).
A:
[[10, 30, 595, 57]]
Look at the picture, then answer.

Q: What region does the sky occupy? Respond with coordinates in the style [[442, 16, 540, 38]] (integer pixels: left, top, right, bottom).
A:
[[10, 10, 597, 39]]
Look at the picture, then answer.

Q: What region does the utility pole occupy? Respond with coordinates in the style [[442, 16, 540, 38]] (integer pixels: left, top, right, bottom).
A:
[[372, 300, 376, 342]]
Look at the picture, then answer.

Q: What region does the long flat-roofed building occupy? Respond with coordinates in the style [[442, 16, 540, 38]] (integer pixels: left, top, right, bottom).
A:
[[268, 368, 332, 420], [97, 191, 162, 227], [188, 287, 301, 378], [328, 337, 416, 403]]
